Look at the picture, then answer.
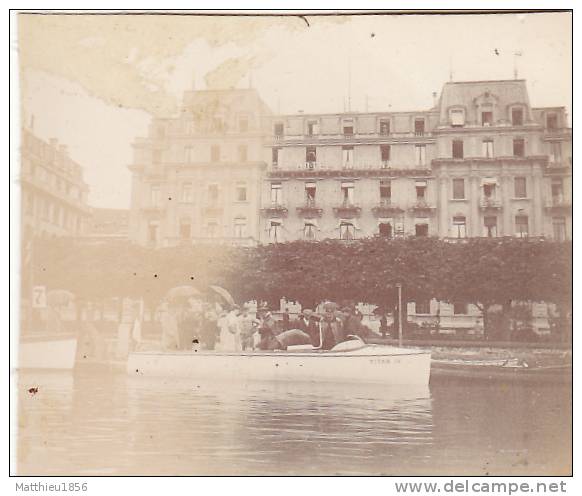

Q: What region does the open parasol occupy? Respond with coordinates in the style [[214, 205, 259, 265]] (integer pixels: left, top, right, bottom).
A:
[[209, 285, 236, 307], [166, 285, 202, 302]]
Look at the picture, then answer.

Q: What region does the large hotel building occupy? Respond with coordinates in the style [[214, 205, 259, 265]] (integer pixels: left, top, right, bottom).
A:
[[128, 79, 571, 248]]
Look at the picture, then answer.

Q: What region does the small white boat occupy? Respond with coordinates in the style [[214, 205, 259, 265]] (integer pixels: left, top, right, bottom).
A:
[[127, 342, 431, 385], [18, 335, 78, 370]]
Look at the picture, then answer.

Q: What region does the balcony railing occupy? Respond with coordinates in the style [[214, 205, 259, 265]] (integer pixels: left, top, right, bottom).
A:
[[202, 204, 224, 217], [305, 161, 317, 170], [260, 202, 289, 218], [410, 200, 436, 214], [333, 200, 362, 217], [545, 198, 572, 211], [372, 199, 404, 216], [479, 197, 503, 210], [296, 199, 323, 217]]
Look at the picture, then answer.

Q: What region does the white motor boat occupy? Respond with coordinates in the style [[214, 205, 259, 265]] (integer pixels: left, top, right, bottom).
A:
[[18, 334, 78, 370], [127, 340, 431, 385]]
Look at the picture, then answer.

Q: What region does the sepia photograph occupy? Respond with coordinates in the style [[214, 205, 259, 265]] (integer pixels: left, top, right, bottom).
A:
[[11, 9, 572, 478]]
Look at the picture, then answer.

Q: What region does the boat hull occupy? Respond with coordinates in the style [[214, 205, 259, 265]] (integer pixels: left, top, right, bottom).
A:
[[18, 336, 78, 370], [127, 345, 432, 385]]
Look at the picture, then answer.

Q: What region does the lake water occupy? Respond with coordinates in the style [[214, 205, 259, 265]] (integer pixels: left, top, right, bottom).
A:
[[15, 367, 571, 476]]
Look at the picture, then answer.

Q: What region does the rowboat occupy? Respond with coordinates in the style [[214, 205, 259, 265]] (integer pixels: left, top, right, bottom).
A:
[[127, 341, 431, 385], [431, 358, 571, 383], [18, 334, 78, 370]]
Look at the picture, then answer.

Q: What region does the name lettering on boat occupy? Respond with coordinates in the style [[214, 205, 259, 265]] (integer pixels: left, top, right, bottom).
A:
[[369, 358, 401, 365]]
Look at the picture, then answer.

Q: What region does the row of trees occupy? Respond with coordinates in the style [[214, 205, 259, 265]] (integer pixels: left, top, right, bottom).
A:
[[29, 236, 572, 339]]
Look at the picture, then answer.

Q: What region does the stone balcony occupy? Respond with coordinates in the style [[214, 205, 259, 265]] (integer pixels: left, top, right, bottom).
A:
[[372, 199, 405, 217], [333, 201, 362, 218], [479, 197, 503, 211], [260, 202, 289, 218], [409, 200, 437, 215], [296, 199, 324, 218], [545, 197, 572, 213]]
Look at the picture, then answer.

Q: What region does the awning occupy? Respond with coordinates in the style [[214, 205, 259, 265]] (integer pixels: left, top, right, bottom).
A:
[[377, 217, 393, 226], [337, 219, 360, 230], [415, 179, 427, 187], [304, 218, 319, 228], [481, 177, 498, 186], [415, 218, 429, 225]]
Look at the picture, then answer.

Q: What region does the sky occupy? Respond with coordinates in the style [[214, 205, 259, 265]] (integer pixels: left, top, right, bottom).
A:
[[18, 12, 572, 208]]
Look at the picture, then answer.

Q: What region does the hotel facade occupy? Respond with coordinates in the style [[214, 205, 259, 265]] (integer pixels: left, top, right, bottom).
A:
[[128, 79, 571, 248]]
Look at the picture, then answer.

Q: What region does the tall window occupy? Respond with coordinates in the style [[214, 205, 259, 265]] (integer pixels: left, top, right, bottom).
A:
[[512, 108, 524, 126], [271, 182, 282, 204], [452, 140, 464, 159], [208, 184, 219, 205], [452, 178, 465, 200], [342, 146, 354, 168], [148, 223, 158, 244], [151, 185, 161, 207], [452, 216, 467, 238], [239, 117, 249, 133], [274, 122, 284, 137], [481, 111, 493, 126], [305, 182, 317, 204], [211, 145, 220, 162], [415, 222, 428, 237], [181, 182, 193, 202], [381, 145, 391, 165], [482, 139, 494, 158], [515, 215, 529, 237], [546, 113, 558, 130], [179, 218, 191, 239], [307, 121, 319, 136], [184, 146, 194, 163], [415, 145, 426, 166], [272, 147, 280, 166], [380, 180, 391, 203], [550, 142, 562, 163], [514, 177, 527, 198], [303, 222, 317, 241], [450, 109, 465, 127], [551, 178, 564, 204], [339, 222, 356, 240], [235, 184, 247, 202], [269, 220, 281, 243], [206, 221, 219, 238], [552, 217, 566, 241], [484, 216, 497, 237], [513, 138, 525, 157], [379, 119, 390, 135], [306, 146, 317, 165], [379, 222, 392, 239], [483, 182, 496, 199], [416, 180, 427, 200], [414, 118, 425, 136], [238, 145, 248, 162], [234, 218, 247, 238], [341, 181, 355, 204]]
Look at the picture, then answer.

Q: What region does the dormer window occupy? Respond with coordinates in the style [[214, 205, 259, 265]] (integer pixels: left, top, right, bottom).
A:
[[307, 121, 319, 136], [547, 113, 559, 130], [481, 111, 493, 127], [512, 108, 524, 126], [450, 109, 465, 127], [379, 119, 390, 135], [274, 122, 284, 137]]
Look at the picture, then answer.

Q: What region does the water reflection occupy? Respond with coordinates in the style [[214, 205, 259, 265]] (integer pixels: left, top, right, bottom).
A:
[[16, 368, 570, 476]]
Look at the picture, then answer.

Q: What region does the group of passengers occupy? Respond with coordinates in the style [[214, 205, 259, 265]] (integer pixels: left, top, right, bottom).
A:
[[160, 300, 372, 352]]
